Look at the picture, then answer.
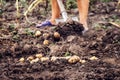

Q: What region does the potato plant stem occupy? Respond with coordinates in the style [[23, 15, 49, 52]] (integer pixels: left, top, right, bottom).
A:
[[16, 0, 20, 18]]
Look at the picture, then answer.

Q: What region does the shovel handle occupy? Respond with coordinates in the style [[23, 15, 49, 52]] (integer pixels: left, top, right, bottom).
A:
[[57, 0, 68, 21], [57, 0, 66, 12]]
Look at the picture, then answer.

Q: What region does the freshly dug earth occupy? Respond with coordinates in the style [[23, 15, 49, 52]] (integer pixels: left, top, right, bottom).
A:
[[55, 20, 84, 37], [0, 1, 120, 80], [0, 22, 120, 80]]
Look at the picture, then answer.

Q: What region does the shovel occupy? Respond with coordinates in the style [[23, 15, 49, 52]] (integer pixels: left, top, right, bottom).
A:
[[56, 0, 79, 24]]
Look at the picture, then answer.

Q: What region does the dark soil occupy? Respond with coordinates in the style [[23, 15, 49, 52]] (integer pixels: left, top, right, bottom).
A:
[[55, 20, 84, 38], [0, 1, 120, 80]]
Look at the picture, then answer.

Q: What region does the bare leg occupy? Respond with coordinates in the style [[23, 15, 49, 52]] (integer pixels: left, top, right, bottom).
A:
[[77, 0, 89, 31], [50, 0, 60, 25]]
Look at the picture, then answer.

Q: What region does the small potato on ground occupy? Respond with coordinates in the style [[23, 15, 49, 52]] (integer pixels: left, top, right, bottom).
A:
[[68, 55, 80, 64], [41, 57, 49, 62], [27, 56, 34, 61], [43, 40, 49, 45], [51, 56, 57, 61], [54, 32, 60, 39], [79, 59, 86, 63], [35, 54, 43, 59], [35, 30, 41, 37], [43, 33, 50, 39], [19, 57, 25, 62], [30, 58, 39, 64], [89, 56, 98, 61]]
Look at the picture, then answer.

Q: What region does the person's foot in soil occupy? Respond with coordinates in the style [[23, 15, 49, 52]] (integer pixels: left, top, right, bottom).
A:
[[36, 0, 89, 32], [36, 20, 56, 28], [77, 0, 89, 31], [80, 21, 88, 33]]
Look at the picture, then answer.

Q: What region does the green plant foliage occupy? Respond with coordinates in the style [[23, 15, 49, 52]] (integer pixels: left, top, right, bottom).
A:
[[0, 8, 3, 15], [100, 0, 112, 2], [66, 0, 77, 9], [64, 51, 72, 57], [25, 28, 34, 36], [8, 24, 15, 32], [13, 35, 20, 40]]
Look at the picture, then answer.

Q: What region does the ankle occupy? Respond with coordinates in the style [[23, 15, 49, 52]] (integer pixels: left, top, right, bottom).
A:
[[80, 21, 89, 31], [50, 19, 56, 25]]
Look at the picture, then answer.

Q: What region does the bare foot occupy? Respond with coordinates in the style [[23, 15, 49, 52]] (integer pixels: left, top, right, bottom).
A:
[[80, 22, 89, 34], [83, 23, 88, 31], [50, 19, 56, 25]]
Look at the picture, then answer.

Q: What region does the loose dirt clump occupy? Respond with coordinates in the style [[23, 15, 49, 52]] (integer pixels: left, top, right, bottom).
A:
[[55, 20, 84, 38]]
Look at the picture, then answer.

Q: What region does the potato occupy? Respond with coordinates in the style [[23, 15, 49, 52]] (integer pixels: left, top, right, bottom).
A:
[[43, 33, 50, 39], [19, 57, 25, 62], [89, 56, 98, 60], [54, 32, 60, 39], [51, 56, 57, 61], [68, 55, 80, 64], [40, 57, 49, 62], [27, 56, 34, 61], [35, 30, 41, 37], [79, 59, 86, 63], [35, 54, 43, 59], [30, 58, 39, 64], [43, 40, 49, 45]]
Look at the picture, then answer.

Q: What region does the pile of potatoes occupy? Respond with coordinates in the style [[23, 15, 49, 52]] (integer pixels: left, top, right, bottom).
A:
[[19, 31, 99, 64], [19, 54, 98, 64], [35, 30, 61, 45], [19, 53, 49, 64]]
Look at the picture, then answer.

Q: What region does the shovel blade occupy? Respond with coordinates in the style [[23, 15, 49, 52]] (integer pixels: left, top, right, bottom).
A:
[[55, 18, 65, 24], [55, 17, 79, 24], [71, 17, 79, 22]]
